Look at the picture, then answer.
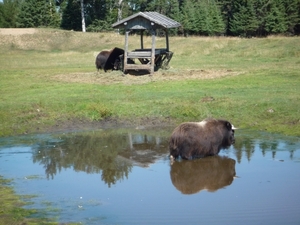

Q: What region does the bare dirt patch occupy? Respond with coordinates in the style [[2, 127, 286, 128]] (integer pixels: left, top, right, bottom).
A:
[[53, 69, 242, 85]]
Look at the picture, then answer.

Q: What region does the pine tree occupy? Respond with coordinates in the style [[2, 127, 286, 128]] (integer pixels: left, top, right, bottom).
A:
[[197, 1, 212, 35], [208, 0, 225, 35], [0, 0, 21, 28], [283, 0, 300, 34], [0, 4, 3, 27], [254, 0, 270, 36], [295, 0, 300, 34], [169, 0, 181, 22], [147, 0, 170, 14], [164, 0, 181, 35], [61, 0, 82, 30], [216, 0, 233, 35], [265, 0, 288, 34], [229, 0, 259, 37], [17, 0, 60, 28], [180, 0, 195, 36]]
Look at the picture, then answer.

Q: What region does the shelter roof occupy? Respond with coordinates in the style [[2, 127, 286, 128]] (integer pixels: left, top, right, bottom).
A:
[[112, 11, 181, 30]]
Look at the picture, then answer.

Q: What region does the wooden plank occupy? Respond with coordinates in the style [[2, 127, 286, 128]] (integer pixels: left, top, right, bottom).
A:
[[124, 64, 151, 71], [127, 51, 152, 58], [140, 30, 144, 49], [165, 29, 169, 51], [134, 48, 167, 55], [124, 30, 129, 72], [151, 29, 156, 75]]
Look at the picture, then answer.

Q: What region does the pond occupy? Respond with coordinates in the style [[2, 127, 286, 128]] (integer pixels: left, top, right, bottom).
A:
[[0, 128, 300, 225]]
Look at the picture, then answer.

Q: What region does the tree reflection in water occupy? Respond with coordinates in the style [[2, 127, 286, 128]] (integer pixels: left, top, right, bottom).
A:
[[232, 130, 298, 163], [31, 130, 169, 187], [28, 129, 299, 189]]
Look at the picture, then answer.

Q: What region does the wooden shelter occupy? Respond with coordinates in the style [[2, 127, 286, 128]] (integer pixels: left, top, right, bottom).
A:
[[112, 12, 181, 75]]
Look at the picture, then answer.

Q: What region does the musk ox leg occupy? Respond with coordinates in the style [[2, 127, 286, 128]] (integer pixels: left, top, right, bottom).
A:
[[180, 146, 194, 160], [169, 146, 180, 160], [170, 142, 194, 160]]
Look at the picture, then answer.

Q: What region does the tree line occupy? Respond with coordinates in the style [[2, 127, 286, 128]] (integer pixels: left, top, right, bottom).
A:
[[1, 0, 299, 36]]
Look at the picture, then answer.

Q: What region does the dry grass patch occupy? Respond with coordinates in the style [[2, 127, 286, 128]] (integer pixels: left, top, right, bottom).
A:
[[52, 69, 243, 85]]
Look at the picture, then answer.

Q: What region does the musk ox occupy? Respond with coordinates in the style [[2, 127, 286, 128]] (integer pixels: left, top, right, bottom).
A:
[[169, 118, 237, 160], [170, 156, 236, 194], [95, 47, 124, 72], [95, 50, 111, 72]]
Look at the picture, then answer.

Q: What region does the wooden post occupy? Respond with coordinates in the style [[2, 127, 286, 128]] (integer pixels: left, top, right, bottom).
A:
[[165, 29, 169, 52], [124, 30, 129, 72], [140, 30, 144, 49], [151, 28, 156, 75]]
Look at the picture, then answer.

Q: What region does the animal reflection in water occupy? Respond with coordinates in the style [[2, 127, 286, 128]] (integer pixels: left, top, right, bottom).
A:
[[170, 156, 236, 194]]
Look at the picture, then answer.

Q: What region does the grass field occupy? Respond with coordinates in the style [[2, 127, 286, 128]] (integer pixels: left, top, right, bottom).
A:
[[0, 28, 299, 137]]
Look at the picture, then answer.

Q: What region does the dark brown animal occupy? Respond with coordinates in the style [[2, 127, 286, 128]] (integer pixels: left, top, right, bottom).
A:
[[169, 118, 237, 160], [95, 47, 125, 72], [95, 50, 112, 72], [170, 156, 236, 194]]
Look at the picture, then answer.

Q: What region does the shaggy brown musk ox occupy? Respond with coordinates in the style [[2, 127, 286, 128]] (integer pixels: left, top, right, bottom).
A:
[[169, 118, 237, 160]]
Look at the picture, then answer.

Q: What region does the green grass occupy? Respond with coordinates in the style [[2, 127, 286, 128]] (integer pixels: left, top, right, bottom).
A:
[[0, 176, 79, 225], [0, 29, 299, 136]]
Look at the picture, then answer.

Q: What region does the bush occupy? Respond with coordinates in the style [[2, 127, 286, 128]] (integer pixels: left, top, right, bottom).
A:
[[86, 19, 113, 32]]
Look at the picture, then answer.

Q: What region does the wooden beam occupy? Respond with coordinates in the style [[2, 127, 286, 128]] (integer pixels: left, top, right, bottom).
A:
[[151, 29, 156, 75], [165, 29, 169, 52], [125, 64, 151, 71], [140, 30, 144, 49], [124, 30, 129, 72], [127, 51, 151, 58]]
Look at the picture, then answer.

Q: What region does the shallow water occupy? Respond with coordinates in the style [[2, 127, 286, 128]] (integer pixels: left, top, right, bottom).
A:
[[0, 128, 300, 225]]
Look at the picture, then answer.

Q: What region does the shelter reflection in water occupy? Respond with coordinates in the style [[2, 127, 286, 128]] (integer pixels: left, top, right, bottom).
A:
[[31, 130, 169, 186], [170, 156, 236, 194]]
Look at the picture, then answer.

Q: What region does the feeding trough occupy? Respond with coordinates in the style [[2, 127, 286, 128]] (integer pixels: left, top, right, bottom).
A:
[[112, 12, 181, 75]]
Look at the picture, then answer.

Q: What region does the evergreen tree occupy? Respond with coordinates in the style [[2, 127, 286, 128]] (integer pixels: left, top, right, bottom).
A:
[[17, 0, 60, 27], [190, 0, 225, 36], [206, 0, 225, 35], [0, 4, 3, 27], [17, 0, 60, 28], [283, 0, 300, 34], [216, 0, 233, 35], [0, 0, 21, 28], [196, 1, 210, 35], [53, 0, 299, 36], [229, 0, 259, 37], [147, 0, 170, 14], [168, 0, 181, 35], [145, 0, 179, 16], [254, 0, 270, 36], [180, 0, 195, 36], [296, 0, 300, 34], [169, 0, 181, 22], [61, 0, 82, 30], [48, 0, 61, 27], [265, 0, 288, 34]]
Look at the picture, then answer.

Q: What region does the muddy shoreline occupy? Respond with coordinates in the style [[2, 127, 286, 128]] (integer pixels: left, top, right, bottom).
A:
[[30, 116, 176, 135]]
